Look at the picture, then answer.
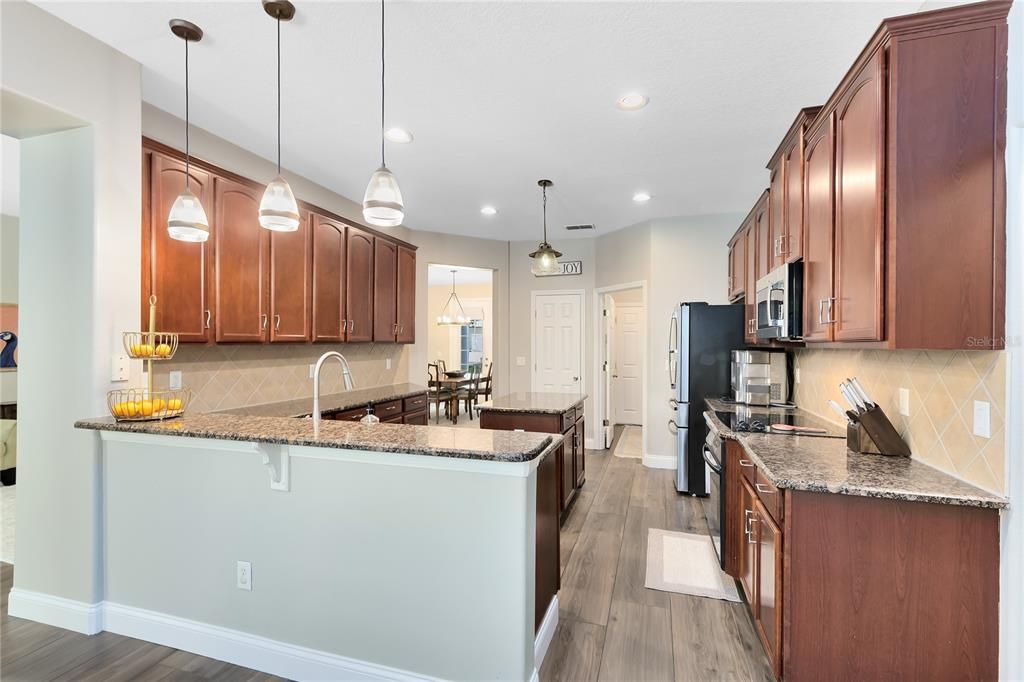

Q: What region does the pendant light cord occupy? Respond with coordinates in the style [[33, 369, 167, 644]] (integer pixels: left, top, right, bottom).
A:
[[380, 0, 386, 168], [542, 183, 548, 244], [277, 15, 282, 175], [184, 37, 191, 189]]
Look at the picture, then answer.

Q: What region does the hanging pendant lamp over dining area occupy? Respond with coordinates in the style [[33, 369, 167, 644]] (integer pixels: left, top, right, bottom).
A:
[[529, 179, 562, 276], [259, 0, 301, 233], [436, 270, 469, 326], [362, 0, 405, 228], [166, 19, 210, 243]]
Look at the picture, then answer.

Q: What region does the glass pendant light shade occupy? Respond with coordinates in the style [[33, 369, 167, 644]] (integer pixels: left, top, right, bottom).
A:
[[363, 165, 405, 227], [259, 175, 300, 231], [436, 270, 469, 325], [530, 243, 562, 276], [167, 188, 210, 242]]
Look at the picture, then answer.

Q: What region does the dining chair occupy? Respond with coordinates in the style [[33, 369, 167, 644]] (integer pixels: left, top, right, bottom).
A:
[[427, 363, 453, 424], [478, 362, 493, 401], [458, 364, 483, 420]]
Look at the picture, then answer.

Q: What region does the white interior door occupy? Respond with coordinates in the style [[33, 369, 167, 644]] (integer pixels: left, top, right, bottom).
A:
[[603, 295, 617, 448], [613, 304, 643, 425], [533, 292, 583, 394]]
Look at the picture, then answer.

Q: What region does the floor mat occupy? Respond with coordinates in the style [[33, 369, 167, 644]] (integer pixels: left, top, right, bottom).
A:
[[613, 425, 642, 459], [644, 528, 740, 602]]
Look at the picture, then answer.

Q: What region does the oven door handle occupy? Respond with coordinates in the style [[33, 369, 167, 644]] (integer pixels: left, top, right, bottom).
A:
[[702, 446, 722, 475]]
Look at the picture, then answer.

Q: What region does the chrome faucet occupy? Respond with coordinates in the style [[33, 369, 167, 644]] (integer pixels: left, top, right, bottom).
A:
[[312, 351, 355, 438]]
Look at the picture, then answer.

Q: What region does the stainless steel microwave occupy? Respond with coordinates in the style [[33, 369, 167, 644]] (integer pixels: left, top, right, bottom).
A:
[[755, 262, 803, 340]]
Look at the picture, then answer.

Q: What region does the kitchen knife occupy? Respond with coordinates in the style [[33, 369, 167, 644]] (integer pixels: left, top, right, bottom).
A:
[[849, 377, 875, 408], [829, 399, 854, 424], [839, 383, 864, 412]]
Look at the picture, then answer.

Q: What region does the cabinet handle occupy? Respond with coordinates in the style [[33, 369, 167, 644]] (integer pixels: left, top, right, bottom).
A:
[[827, 297, 836, 324], [393, 323, 399, 334], [818, 298, 826, 324], [755, 483, 776, 495], [342, 319, 347, 333], [261, 314, 268, 330], [204, 310, 211, 329], [399, 324, 404, 334], [739, 459, 754, 468], [349, 320, 355, 334], [274, 314, 281, 331], [747, 516, 758, 544]]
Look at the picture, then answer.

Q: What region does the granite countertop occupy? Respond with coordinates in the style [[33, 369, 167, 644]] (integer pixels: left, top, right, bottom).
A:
[[215, 383, 429, 418], [704, 400, 1006, 509], [75, 413, 557, 464], [705, 397, 846, 438], [476, 392, 588, 415]]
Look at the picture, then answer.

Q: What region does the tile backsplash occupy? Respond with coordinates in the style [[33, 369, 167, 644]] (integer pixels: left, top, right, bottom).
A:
[[794, 349, 1006, 494], [153, 344, 410, 414]]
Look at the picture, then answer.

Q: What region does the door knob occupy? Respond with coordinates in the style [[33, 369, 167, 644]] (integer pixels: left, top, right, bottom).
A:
[[573, 376, 580, 382]]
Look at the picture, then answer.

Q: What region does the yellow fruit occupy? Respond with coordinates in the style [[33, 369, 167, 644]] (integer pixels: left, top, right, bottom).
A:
[[155, 343, 172, 357], [152, 398, 167, 412], [112, 402, 126, 418], [124, 402, 140, 418], [139, 400, 155, 417], [167, 398, 183, 411], [130, 343, 154, 357]]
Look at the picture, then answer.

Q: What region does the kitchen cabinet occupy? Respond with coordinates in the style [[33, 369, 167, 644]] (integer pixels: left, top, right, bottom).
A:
[[766, 107, 821, 266], [767, 165, 785, 271], [143, 151, 214, 343], [269, 209, 312, 342], [373, 238, 398, 342], [743, 220, 756, 345], [311, 214, 346, 342], [213, 176, 267, 343], [753, 498, 782, 678], [345, 226, 375, 343], [141, 139, 417, 346], [396, 245, 416, 344], [329, 392, 428, 423], [738, 476, 756, 604], [727, 231, 745, 302], [560, 422, 576, 509], [801, 116, 836, 343], [753, 191, 771, 284], [573, 416, 586, 487]]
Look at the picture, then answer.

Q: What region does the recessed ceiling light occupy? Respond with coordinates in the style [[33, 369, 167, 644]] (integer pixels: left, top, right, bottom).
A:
[[480, 206, 498, 216], [616, 93, 649, 111], [384, 127, 413, 143], [633, 191, 652, 203]]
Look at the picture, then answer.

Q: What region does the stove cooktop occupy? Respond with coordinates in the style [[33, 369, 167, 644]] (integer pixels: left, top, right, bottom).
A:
[[713, 410, 824, 433]]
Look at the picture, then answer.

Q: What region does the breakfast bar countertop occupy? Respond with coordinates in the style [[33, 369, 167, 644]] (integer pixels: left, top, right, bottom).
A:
[[75, 412, 558, 464], [214, 383, 429, 419], [704, 399, 1007, 509], [476, 392, 588, 415]]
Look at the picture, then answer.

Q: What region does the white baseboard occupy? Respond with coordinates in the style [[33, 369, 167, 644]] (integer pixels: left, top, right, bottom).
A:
[[9, 589, 557, 681], [8, 588, 103, 635], [584, 437, 597, 450], [642, 453, 677, 470]]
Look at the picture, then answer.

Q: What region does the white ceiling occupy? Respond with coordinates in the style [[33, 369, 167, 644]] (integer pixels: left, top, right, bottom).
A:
[[427, 263, 493, 286], [36, 1, 925, 241]]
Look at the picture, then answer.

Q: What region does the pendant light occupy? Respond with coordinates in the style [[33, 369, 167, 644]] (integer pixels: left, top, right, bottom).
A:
[[166, 20, 210, 243], [437, 270, 469, 326], [362, 0, 404, 227], [259, 0, 300, 232], [529, 179, 562, 276]]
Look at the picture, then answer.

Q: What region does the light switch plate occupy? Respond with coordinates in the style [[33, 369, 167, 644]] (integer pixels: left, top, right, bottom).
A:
[[898, 388, 911, 417], [169, 370, 182, 391], [795, 368, 801, 385], [973, 400, 991, 438], [516, 356, 526, 367], [385, 358, 392, 370], [237, 561, 252, 591], [111, 353, 129, 382]]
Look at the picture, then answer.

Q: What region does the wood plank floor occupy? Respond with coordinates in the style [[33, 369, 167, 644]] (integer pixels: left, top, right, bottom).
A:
[[0, 444, 771, 682], [542, 446, 773, 682]]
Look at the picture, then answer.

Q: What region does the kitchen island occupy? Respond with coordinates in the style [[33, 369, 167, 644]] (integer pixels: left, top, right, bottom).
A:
[[72, 413, 561, 681]]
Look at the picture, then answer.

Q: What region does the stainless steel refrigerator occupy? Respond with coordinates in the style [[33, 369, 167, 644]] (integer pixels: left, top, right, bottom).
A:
[[668, 302, 745, 494]]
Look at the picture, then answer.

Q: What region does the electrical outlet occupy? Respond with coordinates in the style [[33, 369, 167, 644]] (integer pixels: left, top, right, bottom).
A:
[[795, 368, 801, 384], [169, 370, 182, 391], [309, 364, 316, 379], [898, 388, 911, 417], [973, 400, 991, 438], [385, 358, 392, 370], [237, 561, 252, 591], [111, 353, 129, 382]]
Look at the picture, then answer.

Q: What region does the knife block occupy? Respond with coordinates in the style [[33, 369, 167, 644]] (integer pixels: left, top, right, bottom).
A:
[[846, 405, 911, 457]]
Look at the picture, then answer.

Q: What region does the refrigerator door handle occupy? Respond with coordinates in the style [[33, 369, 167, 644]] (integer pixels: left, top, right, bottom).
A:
[[668, 312, 679, 390], [667, 419, 678, 434]]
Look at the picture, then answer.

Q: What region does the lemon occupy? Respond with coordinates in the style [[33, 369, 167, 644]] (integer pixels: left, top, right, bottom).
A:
[[152, 398, 167, 412], [124, 402, 140, 418], [112, 402, 126, 418], [139, 400, 155, 417], [155, 343, 172, 358], [167, 398, 183, 411]]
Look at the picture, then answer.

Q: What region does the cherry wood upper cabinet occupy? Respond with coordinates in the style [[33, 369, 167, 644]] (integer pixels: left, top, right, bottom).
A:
[[768, 166, 785, 270], [753, 191, 771, 284], [766, 106, 821, 266], [311, 214, 346, 342], [743, 218, 757, 345], [143, 152, 214, 343], [373, 238, 398, 342], [727, 231, 745, 301], [345, 226, 375, 343], [269, 209, 312, 342], [396, 245, 416, 344], [802, 116, 836, 343], [832, 49, 885, 342], [213, 177, 268, 343]]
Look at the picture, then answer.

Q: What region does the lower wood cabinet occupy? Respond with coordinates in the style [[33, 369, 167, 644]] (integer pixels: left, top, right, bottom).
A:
[[725, 440, 999, 681], [328, 393, 427, 423]]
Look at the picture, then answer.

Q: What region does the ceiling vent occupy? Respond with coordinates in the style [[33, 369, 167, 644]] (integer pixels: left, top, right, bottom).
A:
[[565, 224, 595, 232]]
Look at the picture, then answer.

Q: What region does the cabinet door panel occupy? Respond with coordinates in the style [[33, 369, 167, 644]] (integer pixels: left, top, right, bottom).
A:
[[574, 417, 585, 487], [345, 226, 375, 342], [803, 119, 835, 342], [560, 424, 576, 511], [214, 178, 267, 342], [269, 209, 311, 342], [783, 144, 804, 262], [769, 167, 785, 270], [744, 223, 757, 345], [312, 215, 346, 342], [396, 245, 416, 344], [739, 478, 757, 605], [373, 239, 398, 342], [146, 153, 213, 343], [834, 51, 885, 342], [755, 502, 782, 678], [728, 236, 746, 300], [754, 195, 771, 282]]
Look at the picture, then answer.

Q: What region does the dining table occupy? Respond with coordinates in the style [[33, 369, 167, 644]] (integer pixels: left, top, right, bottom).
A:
[[429, 374, 476, 425]]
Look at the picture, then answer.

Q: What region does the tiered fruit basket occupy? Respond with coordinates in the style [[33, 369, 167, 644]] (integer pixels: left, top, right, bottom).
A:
[[107, 296, 192, 421]]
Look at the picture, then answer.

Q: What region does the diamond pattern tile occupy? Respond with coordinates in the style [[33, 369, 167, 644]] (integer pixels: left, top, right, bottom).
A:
[[794, 348, 1006, 494]]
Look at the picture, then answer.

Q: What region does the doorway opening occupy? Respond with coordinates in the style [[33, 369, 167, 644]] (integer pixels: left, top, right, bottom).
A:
[[426, 264, 494, 426], [595, 282, 647, 459], [1, 134, 19, 564]]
